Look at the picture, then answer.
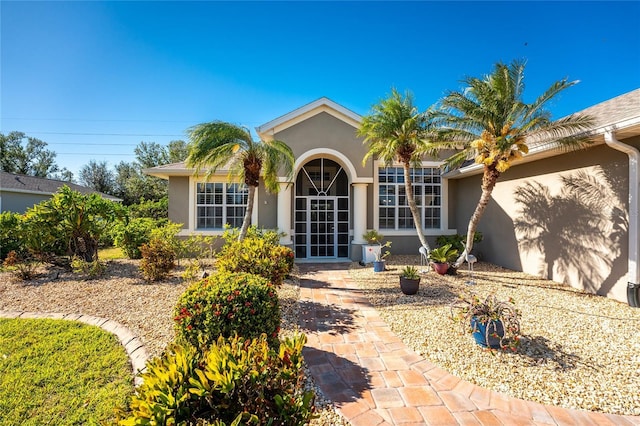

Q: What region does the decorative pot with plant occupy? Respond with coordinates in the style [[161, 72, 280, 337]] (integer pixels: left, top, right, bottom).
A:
[[450, 292, 521, 350], [362, 229, 385, 264], [428, 244, 458, 275], [399, 265, 420, 295], [372, 240, 391, 272]]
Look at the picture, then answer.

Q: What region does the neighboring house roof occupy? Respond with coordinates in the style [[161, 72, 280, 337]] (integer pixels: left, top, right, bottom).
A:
[[256, 97, 362, 141], [0, 171, 122, 202], [445, 88, 640, 178]]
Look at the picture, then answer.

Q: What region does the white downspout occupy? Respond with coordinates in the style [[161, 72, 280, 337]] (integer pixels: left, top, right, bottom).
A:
[[605, 130, 640, 307]]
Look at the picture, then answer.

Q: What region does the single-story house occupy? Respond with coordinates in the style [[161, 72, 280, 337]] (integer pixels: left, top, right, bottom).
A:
[[145, 89, 640, 305], [0, 171, 121, 213]]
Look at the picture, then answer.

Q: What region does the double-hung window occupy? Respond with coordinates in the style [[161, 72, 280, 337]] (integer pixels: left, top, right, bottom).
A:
[[196, 182, 248, 229], [378, 166, 441, 230]]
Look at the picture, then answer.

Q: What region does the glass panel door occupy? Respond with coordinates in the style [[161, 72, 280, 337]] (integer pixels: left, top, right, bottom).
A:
[[309, 197, 335, 258]]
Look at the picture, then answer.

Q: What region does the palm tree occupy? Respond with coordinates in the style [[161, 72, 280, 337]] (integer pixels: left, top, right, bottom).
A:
[[358, 89, 431, 250], [186, 121, 294, 241], [432, 60, 594, 267]]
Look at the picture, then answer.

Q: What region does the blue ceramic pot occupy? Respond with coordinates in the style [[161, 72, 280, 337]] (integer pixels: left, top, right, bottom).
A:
[[373, 261, 385, 272], [471, 318, 504, 348]]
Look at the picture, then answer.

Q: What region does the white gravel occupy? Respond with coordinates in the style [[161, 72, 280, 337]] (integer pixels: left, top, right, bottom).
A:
[[350, 256, 640, 416]]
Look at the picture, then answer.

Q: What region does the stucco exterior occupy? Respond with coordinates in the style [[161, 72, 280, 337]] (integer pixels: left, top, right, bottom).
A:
[[168, 176, 190, 229], [453, 143, 631, 302], [146, 91, 640, 305]]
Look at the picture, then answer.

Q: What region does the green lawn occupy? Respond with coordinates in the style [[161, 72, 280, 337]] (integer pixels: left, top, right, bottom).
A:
[[0, 318, 134, 425], [99, 246, 126, 260]]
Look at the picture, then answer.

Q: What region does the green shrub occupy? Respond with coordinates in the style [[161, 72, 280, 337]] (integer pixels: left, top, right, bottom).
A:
[[220, 225, 282, 245], [128, 197, 169, 220], [0, 212, 23, 260], [139, 238, 176, 281], [120, 334, 315, 426], [111, 217, 157, 259], [24, 186, 122, 262], [175, 272, 280, 349], [71, 257, 107, 279], [216, 238, 294, 287], [3, 250, 39, 280], [436, 232, 483, 254]]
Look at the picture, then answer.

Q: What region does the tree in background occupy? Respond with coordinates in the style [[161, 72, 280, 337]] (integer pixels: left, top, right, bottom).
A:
[[0, 131, 73, 180], [78, 160, 116, 195], [431, 60, 594, 267], [113, 140, 188, 205], [186, 121, 294, 241]]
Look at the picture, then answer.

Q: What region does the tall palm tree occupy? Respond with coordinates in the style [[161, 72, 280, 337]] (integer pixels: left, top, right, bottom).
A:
[[186, 121, 294, 241], [432, 60, 594, 267], [358, 89, 431, 250]]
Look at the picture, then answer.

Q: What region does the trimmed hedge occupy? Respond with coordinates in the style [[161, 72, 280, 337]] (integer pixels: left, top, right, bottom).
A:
[[174, 272, 281, 350]]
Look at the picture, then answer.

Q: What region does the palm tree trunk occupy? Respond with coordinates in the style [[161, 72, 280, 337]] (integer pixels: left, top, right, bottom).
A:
[[238, 185, 256, 241], [453, 166, 500, 267], [403, 163, 430, 251]]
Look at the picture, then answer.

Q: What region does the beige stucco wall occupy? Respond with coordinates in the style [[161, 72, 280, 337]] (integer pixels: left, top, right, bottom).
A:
[[453, 141, 634, 303], [257, 183, 278, 229], [274, 111, 371, 179], [168, 176, 189, 229]]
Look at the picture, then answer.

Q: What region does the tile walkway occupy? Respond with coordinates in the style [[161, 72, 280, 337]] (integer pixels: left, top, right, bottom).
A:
[[297, 263, 640, 426]]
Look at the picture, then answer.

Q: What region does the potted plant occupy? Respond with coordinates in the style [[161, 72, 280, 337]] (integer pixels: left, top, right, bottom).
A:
[[450, 292, 521, 350], [399, 265, 420, 295], [372, 240, 391, 272], [428, 244, 458, 275], [362, 229, 384, 264]]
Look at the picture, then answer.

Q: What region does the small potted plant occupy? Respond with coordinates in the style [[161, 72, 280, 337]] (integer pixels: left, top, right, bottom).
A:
[[372, 240, 391, 272], [450, 292, 521, 350], [362, 229, 384, 264], [428, 244, 458, 275], [399, 265, 420, 295]]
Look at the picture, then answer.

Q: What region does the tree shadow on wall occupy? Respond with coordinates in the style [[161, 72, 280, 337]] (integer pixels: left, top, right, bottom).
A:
[[513, 168, 628, 296]]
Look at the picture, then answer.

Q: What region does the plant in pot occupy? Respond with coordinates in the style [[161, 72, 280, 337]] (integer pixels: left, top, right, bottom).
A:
[[372, 240, 391, 272], [362, 229, 384, 264], [450, 292, 521, 350], [399, 265, 420, 295], [428, 244, 458, 275]]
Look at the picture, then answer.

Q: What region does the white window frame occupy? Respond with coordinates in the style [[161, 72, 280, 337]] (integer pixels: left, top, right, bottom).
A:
[[373, 160, 450, 236], [182, 176, 258, 236]]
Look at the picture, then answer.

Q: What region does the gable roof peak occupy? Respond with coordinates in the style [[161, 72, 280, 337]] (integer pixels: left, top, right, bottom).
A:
[[256, 97, 362, 140]]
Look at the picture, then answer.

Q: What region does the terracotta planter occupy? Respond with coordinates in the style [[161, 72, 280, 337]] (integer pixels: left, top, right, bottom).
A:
[[399, 277, 420, 295], [432, 262, 449, 275]]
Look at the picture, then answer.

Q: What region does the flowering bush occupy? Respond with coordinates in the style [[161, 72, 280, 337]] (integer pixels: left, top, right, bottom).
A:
[[216, 236, 294, 286], [174, 271, 281, 349], [119, 333, 315, 426]]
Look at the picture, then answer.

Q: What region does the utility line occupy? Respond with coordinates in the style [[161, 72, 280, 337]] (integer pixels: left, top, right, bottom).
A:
[[16, 131, 185, 137]]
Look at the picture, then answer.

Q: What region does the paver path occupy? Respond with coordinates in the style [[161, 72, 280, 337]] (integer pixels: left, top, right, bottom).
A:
[[298, 263, 640, 426]]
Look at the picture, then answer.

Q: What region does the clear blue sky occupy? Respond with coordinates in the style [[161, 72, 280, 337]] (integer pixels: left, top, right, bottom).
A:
[[2, 1, 639, 178]]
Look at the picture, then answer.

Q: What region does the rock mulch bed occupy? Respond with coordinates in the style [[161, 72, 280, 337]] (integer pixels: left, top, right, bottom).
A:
[[0, 259, 346, 425], [350, 256, 640, 416]]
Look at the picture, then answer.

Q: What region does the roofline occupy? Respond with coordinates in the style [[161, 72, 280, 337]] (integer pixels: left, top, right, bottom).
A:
[[443, 116, 640, 179], [0, 186, 122, 201], [256, 97, 362, 140], [143, 167, 230, 181]]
